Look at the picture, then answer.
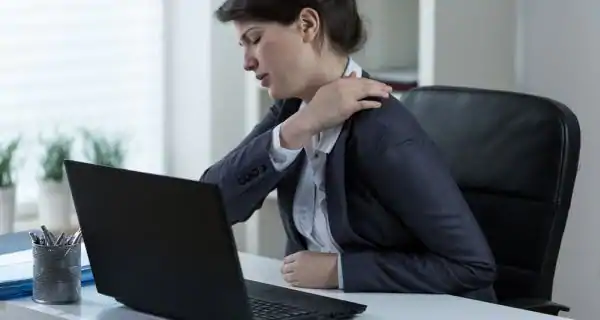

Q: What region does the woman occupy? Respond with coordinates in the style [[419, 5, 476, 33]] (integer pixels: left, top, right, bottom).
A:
[[201, 0, 497, 302]]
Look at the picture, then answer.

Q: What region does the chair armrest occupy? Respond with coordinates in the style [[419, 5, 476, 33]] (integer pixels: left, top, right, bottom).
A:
[[501, 298, 570, 316]]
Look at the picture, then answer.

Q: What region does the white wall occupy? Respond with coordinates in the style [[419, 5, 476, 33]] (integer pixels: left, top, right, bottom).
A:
[[422, 0, 517, 90], [517, 1, 600, 319], [164, 0, 213, 180], [209, 0, 248, 162], [165, 0, 247, 177], [354, 0, 419, 71]]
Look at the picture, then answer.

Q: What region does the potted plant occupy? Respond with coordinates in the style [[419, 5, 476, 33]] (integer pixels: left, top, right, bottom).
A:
[[81, 130, 126, 168], [0, 138, 20, 234], [38, 134, 74, 233]]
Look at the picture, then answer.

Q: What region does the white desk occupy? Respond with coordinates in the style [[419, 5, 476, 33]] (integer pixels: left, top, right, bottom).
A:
[[1, 251, 570, 320]]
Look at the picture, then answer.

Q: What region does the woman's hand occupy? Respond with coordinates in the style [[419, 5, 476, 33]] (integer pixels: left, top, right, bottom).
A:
[[281, 251, 339, 289], [280, 73, 392, 149], [301, 72, 392, 133]]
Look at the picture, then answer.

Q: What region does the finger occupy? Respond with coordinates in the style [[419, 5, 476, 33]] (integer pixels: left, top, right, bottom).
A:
[[354, 78, 391, 89], [359, 84, 392, 100], [281, 263, 295, 274], [346, 80, 391, 99], [365, 79, 393, 92], [357, 100, 382, 110], [283, 273, 297, 284], [283, 253, 297, 264]]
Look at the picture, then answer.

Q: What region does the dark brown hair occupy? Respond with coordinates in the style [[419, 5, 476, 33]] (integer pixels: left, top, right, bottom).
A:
[[215, 0, 366, 55]]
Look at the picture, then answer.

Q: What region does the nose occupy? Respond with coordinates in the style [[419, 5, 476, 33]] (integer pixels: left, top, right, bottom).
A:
[[243, 52, 258, 72]]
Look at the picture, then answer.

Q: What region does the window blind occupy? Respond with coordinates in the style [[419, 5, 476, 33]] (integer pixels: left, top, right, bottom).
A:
[[0, 0, 165, 208]]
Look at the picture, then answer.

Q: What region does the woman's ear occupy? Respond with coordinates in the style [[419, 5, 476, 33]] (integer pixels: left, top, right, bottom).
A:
[[297, 7, 320, 43]]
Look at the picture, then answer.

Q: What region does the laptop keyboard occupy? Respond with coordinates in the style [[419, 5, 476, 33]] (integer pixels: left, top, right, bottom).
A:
[[250, 297, 314, 319]]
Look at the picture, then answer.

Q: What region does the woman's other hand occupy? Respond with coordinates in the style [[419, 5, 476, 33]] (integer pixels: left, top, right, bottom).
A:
[[280, 73, 392, 149]]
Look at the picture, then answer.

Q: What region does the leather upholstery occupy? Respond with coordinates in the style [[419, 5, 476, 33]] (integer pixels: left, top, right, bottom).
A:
[[400, 86, 580, 304]]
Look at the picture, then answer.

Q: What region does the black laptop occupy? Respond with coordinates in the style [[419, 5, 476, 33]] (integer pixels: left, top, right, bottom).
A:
[[64, 160, 367, 320]]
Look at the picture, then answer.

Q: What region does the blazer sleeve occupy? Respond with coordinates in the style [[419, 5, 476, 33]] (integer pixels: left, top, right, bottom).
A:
[[340, 133, 497, 295], [199, 100, 289, 225]]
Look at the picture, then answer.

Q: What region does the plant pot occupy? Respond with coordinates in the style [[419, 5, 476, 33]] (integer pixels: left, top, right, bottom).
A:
[[0, 186, 16, 235], [38, 179, 72, 233]]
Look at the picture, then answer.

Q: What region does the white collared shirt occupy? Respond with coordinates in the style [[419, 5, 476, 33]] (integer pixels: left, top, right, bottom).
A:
[[269, 58, 363, 289]]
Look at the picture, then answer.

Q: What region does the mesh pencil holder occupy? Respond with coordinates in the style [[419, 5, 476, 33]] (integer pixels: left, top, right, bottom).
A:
[[32, 242, 82, 304]]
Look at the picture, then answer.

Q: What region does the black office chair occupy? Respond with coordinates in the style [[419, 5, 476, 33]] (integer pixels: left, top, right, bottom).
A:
[[400, 86, 580, 316]]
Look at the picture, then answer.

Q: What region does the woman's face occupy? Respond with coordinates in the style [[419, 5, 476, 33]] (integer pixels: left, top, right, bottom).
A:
[[234, 17, 319, 100]]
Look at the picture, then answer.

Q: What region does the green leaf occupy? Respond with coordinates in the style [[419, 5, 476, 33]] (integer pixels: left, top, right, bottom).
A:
[[40, 134, 73, 182], [81, 129, 126, 168], [0, 137, 21, 188]]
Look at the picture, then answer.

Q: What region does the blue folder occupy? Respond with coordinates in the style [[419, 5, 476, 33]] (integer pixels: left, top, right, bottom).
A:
[[0, 266, 95, 301], [0, 266, 94, 301]]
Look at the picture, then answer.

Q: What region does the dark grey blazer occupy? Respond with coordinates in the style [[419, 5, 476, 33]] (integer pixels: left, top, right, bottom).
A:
[[200, 73, 498, 302]]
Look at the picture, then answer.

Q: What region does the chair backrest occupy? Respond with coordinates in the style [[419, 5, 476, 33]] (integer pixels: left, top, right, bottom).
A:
[[400, 86, 581, 302]]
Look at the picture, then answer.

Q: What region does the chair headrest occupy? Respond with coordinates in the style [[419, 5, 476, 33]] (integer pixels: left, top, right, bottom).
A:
[[401, 86, 580, 204]]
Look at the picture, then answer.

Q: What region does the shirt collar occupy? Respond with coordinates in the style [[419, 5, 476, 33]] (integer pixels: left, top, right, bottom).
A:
[[343, 57, 363, 78], [309, 57, 363, 154]]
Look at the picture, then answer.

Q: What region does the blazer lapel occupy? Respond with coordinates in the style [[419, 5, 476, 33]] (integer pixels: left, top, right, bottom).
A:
[[325, 122, 371, 249], [329, 70, 377, 248], [327, 70, 374, 247]]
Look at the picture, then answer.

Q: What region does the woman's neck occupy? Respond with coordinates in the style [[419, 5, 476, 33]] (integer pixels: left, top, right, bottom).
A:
[[297, 54, 350, 102]]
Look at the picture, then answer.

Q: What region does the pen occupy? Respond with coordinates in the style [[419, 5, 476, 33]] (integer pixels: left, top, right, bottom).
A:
[[55, 232, 65, 246], [71, 231, 83, 245], [63, 228, 83, 257], [28, 232, 39, 245], [69, 229, 82, 245], [40, 225, 55, 246]]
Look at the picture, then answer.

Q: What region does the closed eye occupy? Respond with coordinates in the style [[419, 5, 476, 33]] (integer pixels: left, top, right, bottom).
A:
[[239, 35, 261, 47], [239, 27, 263, 47]]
